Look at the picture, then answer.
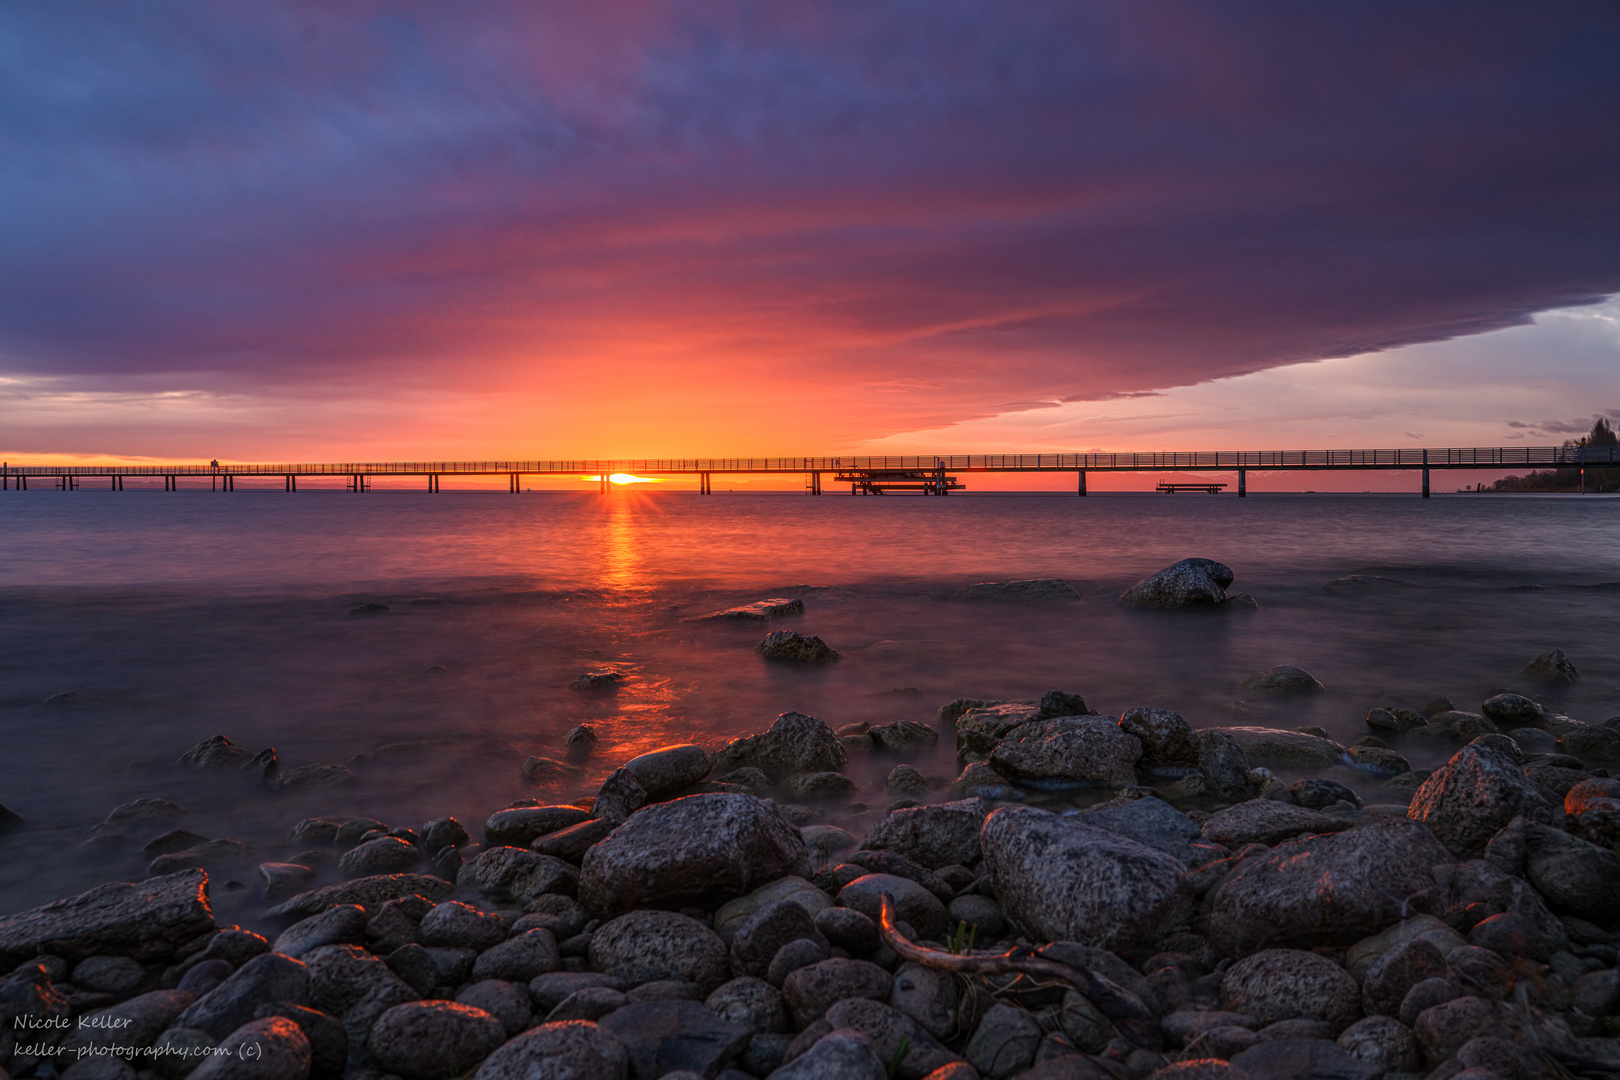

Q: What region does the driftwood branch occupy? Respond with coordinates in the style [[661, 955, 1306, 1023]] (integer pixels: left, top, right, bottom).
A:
[[876, 892, 1155, 1046]]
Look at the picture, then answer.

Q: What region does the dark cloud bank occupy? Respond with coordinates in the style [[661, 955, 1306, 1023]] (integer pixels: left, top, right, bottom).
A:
[[1, 1, 1618, 432]]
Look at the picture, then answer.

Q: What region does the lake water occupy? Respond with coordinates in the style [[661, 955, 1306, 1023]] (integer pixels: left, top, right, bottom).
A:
[[0, 490, 1615, 925]]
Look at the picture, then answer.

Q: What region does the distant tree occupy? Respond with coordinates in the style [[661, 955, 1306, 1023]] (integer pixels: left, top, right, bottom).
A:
[[1590, 416, 1617, 446], [1489, 416, 1617, 493]]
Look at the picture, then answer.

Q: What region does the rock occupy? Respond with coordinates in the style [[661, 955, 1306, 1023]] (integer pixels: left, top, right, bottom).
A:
[[1195, 730, 1252, 800], [954, 578, 1082, 604], [253, 1003, 347, 1080], [859, 799, 986, 869], [781, 771, 859, 801], [954, 705, 1042, 763], [1407, 741, 1552, 856], [275, 763, 357, 793], [178, 959, 234, 998], [597, 999, 751, 1079], [457, 979, 533, 1036], [257, 864, 316, 903], [1480, 693, 1545, 726], [1412, 996, 1502, 1066], [1201, 727, 1343, 768], [457, 847, 577, 907], [1227, 1039, 1376, 1080], [0, 869, 214, 962], [421, 818, 470, 851], [981, 806, 1193, 951], [733, 901, 829, 979], [768, 1029, 885, 1080], [758, 631, 839, 662], [1573, 968, 1620, 1016], [289, 819, 342, 846], [176, 953, 310, 1040], [1289, 778, 1362, 810], [547, 986, 628, 1022], [263, 874, 453, 920], [273, 906, 368, 960], [418, 901, 508, 951], [1200, 800, 1353, 847], [303, 945, 416, 1061], [822, 997, 959, 1079], [1397, 981, 1460, 1029], [579, 793, 810, 916], [624, 745, 712, 799], [1207, 821, 1453, 956], [781, 959, 893, 1027], [1235, 666, 1325, 694], [520, 756, 572, 782], [472, 1021, 629, 1080], [143, 829, 213, 857], [885, 766, 930, 797], [963, 1001, 1042, 1078], [1526, 648, 1579, 683], [1343, 746, 1410, 777], [1468, 911, 1558, 960], [714, 877, 833, 943], [179, 736, 256, 772], [870, 721, 939, 752], [1119, 709, 1200, 773], [570, 671, 624, 691], [712, 712, 847, 780], [768, 938, 832, 987], [815, 907, 880, 955], [706, 977, 788, 1034], [62, 989, 194, 1055], [71, 954, 146, 995], [1080, 796, 1212, 867], [472, 929, 561, 982], [592, 769, 649, 826], [891, 966, 961, 1049], [1335, 1016, 1420, 1075], [530, 972, 629, 1011], [988, 716, 1141, 788], [1366, 708, 1426, 734], [837, 874, 949, 939], [800, 826, 859, 864], [187, 1017, 311, 1080], [1221, 949, 1359, 1034], [367, 1001, 506, 1080], [1118, 559, 1234, 608], [1360, 937, 1447, 1016], [589, 910, 729, 994], [951, 761, 1023, 800], [533, 817, 616, 860], [150, 839, 257, 876], [948, 894, 1004, 937], [1521, 821, 1620, 922], [1559, 724, 1620, 764], [484, 806, 591, 848], [701, 598, 806, 621]]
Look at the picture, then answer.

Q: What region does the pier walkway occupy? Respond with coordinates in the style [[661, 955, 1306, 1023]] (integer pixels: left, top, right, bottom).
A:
[[2, 445, 1615, 497]]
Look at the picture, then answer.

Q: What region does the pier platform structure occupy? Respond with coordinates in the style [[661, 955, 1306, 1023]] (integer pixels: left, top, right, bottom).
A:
[[2, 445, 1616, 498]]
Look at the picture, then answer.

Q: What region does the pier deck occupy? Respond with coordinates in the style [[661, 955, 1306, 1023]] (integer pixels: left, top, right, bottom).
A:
[[2, 444, 1615, 497]]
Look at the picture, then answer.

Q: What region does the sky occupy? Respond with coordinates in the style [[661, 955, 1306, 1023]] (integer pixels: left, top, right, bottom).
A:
[[2, 1, 1618, 471]]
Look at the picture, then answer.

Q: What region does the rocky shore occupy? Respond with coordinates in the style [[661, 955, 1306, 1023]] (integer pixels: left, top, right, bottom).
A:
[[0, 562, 1614, 1080]]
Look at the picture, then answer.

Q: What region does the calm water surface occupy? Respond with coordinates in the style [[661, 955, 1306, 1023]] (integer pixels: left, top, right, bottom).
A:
[[0, 491, 1615, 924]]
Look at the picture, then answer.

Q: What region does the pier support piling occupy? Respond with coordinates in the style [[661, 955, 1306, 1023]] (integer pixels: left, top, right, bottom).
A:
[[1238, 468, 1246, 497], [1421, 467, 1430, 498], [1077, 470, 1087, 496]]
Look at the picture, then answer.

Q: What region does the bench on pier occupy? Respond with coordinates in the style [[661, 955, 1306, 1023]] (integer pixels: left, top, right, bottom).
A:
[[1156, 482, 1227, 494]]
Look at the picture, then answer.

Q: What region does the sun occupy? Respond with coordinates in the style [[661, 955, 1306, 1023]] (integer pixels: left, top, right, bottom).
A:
[[583, 473, 662, 485]]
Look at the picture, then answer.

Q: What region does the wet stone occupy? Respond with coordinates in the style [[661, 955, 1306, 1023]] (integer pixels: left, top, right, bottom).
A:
[[597, 999, 751, 1080]]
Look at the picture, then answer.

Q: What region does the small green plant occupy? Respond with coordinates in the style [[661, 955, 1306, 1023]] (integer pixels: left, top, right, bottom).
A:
[[946, 919, 978, 955], [885, 1035, 911, 1079]]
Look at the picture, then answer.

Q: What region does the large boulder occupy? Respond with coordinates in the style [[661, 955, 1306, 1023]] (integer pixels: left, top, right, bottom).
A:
[[597, 999, 751, 1079], [578, 794, 810, 916], [0, 870, 215, 963], [980, 806, 1193, 950], [711, 713, 846, 780], [858, 799, 987, 869], [1118, 559, 1234, 608], [367, 1002, 506, 1080], [188, 1016, 312, 1080], [1199, 727, 1343, 768], [623, 745, 713, 800], [483, 806, 590, 848], [177, 953, 311, 1040], [457, 848, 578, 907], [1207, 821, 1454, 957], [587, 910, 731, 994], [1407, 741, 1552, 856], [987, 716, 1142, 788]]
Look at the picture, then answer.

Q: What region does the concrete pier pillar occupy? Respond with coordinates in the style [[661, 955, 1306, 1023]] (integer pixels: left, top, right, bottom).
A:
[[1077, 470, 1087, 496], [1421, 467, 1430, 498], [1238, 468, 1246, 497]]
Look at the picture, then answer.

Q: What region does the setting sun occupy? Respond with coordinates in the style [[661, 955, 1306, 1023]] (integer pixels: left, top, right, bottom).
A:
[[583, 473, 662, 485]]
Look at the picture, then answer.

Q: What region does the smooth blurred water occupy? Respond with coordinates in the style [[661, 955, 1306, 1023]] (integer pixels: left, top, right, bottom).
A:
[[0, 489, 1615, 922]]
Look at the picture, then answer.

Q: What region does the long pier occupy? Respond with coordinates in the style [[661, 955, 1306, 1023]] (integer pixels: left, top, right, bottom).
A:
[[1, 445, 1615, 497]]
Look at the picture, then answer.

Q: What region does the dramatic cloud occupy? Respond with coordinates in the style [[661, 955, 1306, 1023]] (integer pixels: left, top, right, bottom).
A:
[[2, 1, 1618, 454]]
